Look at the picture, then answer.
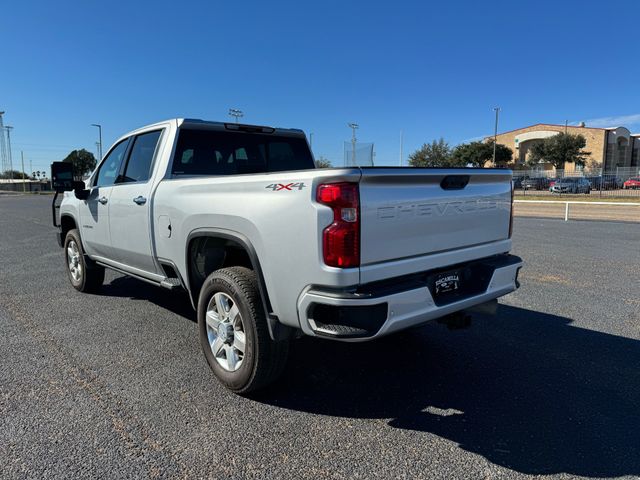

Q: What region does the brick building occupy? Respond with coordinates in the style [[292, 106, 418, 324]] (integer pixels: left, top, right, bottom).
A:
[[487, 123, 640, 172]]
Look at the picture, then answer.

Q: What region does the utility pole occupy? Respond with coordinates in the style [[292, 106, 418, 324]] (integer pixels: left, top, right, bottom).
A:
[[0, 111, 7, 174], [5, 126, 14, 180], [91, 124, 103, 161], [309, 132, 314, 149], [565, 120, 568, 134], [399, 130, 404, 166], [348, 122, 359, 166], [492, 107, 501, 165], [21, 151, 26, 192], [228, 108, 243, 123]]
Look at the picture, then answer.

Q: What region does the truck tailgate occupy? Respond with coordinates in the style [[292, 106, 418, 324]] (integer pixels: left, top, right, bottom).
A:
[[359, 168, 512, 267]]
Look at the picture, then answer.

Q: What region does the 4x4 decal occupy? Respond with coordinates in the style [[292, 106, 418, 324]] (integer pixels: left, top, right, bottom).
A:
[[265, 182, 306, 191]]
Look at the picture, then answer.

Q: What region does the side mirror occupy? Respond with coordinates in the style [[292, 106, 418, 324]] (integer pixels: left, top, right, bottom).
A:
[[51, 161, 74, 193], [73, 181, 90, 200]]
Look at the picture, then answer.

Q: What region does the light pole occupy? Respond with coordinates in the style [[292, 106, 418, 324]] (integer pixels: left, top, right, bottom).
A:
[[91, 124, 103, 161], [0, 111, 6, 174], [21, 151, 26, 192], [399, 130, 404, 166], [5, 125, 13, 179], [348, 122, 359, 166], [309, 132, 314, 149], [228, 109, 243, 123], [492, 107, 501, 165]]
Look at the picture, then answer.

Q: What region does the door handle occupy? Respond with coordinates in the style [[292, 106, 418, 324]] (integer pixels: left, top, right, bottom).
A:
[[133, 196, 147, 205], [98, 196, 108, 205]]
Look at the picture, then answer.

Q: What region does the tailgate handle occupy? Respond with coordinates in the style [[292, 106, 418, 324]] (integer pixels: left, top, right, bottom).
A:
[[440, 175, 470, 190]]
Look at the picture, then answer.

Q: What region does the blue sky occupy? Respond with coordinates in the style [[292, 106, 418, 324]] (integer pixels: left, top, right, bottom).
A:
[[2, 0, 640, 172]]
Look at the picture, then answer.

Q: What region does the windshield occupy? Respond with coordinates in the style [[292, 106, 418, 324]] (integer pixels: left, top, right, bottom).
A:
[[171, 128, 315, 176]]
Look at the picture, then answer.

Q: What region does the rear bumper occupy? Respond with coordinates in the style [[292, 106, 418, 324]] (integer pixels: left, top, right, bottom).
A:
[[297, 254, 522, 341]]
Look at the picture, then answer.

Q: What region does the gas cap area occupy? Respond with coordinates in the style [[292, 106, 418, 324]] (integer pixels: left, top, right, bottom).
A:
[[158, 215, 172, 238]]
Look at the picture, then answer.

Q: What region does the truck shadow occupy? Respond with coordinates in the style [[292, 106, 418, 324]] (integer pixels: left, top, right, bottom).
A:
[[256, 304, 640, 478], [98, 276, 196, 322]]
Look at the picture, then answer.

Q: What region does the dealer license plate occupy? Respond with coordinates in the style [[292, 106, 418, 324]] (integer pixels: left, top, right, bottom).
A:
[[434, 270, 461, 295]]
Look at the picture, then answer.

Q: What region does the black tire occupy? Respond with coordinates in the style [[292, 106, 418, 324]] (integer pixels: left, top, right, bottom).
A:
[[197, 266, 289, 394], [64, 229, 105, 293]]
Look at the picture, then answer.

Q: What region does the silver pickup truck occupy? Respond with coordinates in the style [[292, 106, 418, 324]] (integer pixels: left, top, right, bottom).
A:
[[53, 118, 522, 393]]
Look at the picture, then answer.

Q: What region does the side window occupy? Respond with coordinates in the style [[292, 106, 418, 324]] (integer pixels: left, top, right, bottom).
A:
[[119, 130, 162, 183], [95, 139, 129, 187]]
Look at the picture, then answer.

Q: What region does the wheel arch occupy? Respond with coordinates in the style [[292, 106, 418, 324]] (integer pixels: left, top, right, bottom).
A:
[[185, 229, 291, 341], [60, 214, 80, 246]]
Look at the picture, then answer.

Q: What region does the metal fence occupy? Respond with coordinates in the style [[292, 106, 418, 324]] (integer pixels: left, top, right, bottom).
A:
[[0, 179, 52, 192], [343, 142, 374, 167], [512, 167, 640, 198]]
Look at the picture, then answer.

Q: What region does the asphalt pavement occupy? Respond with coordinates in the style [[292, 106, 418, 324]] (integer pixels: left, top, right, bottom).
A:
[[1, 195, 639, 479]]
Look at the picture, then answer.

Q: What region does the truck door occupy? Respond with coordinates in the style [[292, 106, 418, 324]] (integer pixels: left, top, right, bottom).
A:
[[78, 138, 130, 259], [108, 129, 163, 275]]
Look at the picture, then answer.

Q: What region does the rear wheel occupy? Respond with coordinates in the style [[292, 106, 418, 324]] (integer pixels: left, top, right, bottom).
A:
[[197, 266, 289, 394], [64, 229, 105, 293]]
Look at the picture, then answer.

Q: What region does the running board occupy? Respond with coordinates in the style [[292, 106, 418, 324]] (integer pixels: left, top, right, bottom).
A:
[[160, 278, 182, 290], [94, 260, 185, 291], [95, 261, 163, 287]]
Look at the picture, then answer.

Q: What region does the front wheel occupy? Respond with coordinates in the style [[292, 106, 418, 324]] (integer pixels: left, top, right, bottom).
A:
[[64, 229, 105, 293], [197, 266, 289, 394]]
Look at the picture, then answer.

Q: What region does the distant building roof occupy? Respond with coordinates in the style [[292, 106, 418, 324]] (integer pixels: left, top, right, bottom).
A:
[[494, 122, 615, 137]]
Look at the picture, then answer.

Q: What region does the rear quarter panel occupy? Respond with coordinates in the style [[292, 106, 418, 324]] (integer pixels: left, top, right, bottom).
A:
[[152, 169, 361, 328]]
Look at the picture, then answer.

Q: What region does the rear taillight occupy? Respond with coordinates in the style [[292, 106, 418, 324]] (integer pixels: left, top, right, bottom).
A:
[[316, 182, 360, 268], [509, 180, 514, 238]]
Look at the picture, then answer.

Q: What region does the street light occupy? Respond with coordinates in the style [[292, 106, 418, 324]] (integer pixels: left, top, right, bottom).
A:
[[0, 111, 6, 174], [492, 107, 501, 165], [91, 124, 103, 161], [5, 125, 14, 179], [228, 109, 243, 123], [348, 122, 359, 166]]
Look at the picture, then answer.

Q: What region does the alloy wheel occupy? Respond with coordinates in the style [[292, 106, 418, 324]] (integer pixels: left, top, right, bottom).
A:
[[205, 292, 246, 372], [67, 240, 82, 282]]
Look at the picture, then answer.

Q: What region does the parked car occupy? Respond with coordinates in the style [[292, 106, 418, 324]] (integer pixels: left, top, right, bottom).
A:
[[550, 177, 591, 194], [512, 176, 525, 188], [623, 177, 640, 189], [52, 118, 522, 393], [587, 175, 622, 190], [547, 177, 563, 190], [521, 177, 549, 190]]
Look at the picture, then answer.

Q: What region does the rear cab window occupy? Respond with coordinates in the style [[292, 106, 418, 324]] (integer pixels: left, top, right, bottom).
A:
[[118, 130, 162, 183], [170, 128, 315, 176]]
